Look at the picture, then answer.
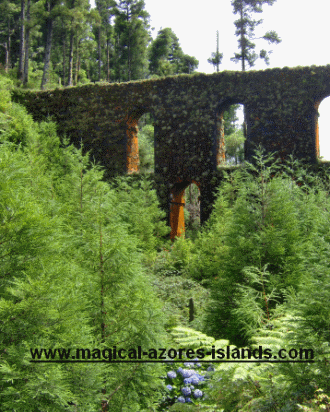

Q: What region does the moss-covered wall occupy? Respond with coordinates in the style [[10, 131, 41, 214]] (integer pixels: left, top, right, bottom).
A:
[[11, 65, 330, 232]]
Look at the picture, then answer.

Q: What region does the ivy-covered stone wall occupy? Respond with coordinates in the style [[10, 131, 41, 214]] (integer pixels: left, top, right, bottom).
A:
[[11, 65, 330, 231]]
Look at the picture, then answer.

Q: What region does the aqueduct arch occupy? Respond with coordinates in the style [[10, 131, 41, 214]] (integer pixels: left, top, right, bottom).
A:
[[12, 65, 330, 237]]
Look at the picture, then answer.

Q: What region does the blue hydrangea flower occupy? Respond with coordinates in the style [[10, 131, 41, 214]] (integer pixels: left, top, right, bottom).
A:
[[181, 387, 191, 396], [166, 384, 173, 391], [190, 375, 200, 385], [207, 365, 215, 371], [184, 362, 193, 367], [183, 377, 192, 385], [180, 369, 195, 378], [192, 358, 202, 367], [177, 367, 183, 373], [186, 397, 192, 403], [167, 371, 176, 379], [193, 389, 203, 398], [177, 396, 185, 403]]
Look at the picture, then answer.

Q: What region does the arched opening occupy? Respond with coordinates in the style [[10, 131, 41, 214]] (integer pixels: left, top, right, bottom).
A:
[[137, 112, 155, 174], [170, 180, 200, 240], [126, 109, 154, 174], [216, 101, 246, 166], [317, 96, 330, 161]]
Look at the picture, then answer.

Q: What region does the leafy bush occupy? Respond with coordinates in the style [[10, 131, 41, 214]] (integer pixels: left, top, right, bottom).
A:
[[109, 175, 170, 254], [0, 86, 167, 411], [192, 150, 328, 346]]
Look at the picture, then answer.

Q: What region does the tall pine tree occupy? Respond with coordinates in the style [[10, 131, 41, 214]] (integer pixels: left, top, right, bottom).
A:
[[231, 0, 281, 71], [114, 0, 151, 81]]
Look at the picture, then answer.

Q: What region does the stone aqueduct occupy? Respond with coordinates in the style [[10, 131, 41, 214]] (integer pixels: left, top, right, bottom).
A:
[[12, 65, 330, 238]]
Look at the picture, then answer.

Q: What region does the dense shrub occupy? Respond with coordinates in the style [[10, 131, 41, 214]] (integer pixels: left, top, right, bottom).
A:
[[189, 151, 330, 346], [0, 81, 167, 411]]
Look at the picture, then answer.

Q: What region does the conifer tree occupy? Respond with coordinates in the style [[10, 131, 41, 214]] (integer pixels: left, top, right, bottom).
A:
[[196, 150, 318, 345], [40, 0, 64, 89], [231, 0, 281, 71], [207, 30, 223, 72], [114, 0, 151, 81], [148, 27, 198, 77], [0, 77, 167, 410]]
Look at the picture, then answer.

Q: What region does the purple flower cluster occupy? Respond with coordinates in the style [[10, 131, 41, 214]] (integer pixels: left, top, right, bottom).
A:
[[181, 386, 191, 396], [180, 369, 195, 378], [165, 359, 207, 404], [193, 389, 203, 398], [167, 371, 177, 379]]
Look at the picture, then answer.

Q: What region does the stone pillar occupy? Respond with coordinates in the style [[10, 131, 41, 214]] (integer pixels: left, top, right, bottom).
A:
[[169, 188, 185, 239], [314, 101, 320, 159], [126, 117, 139, 173]]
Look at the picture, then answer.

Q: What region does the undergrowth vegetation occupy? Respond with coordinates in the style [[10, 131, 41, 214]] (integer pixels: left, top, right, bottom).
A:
[[1, 71, 330, 411]]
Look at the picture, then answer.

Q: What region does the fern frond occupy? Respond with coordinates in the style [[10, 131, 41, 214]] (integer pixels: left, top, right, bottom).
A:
[[169, 326, 215, 349]]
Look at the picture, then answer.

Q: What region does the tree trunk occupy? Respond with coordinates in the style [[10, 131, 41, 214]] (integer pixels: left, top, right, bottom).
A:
[[23, 0, 30, 85], [127, 27, 131, 81], [74, 37, 79, 85], [18, 0, 25, 81], [98, 27, 101, 81], [62, 23, 66, 86], [41, 2, 54, 90], [67, 28, 74, 86], [126, 4, 131, 81], [106, 38, 110, 82], [240, 4, 245, 72], [216, 30, 219, 73], [7, 18, 12, 70]]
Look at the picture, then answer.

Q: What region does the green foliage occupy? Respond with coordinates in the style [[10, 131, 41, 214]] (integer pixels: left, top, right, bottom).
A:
[[0, 88, 167, 411], [0, 74, 13, 113], [138, 123, 154, 173], [109, 175, 170, 254], [0, 74, 36, 145], [0, 101, 35, 145], [169, 327, 216, 349], [223, 104, 240, 135], [207, 30, 223, 72], [225, 128, 245, 164], [167, 236, 194, 272], [231, 0, 281, 70], [148, 27, 198, 76], [151, 269, 209, 330], [184, 183, 201, 240], [3, 61, 330, 410], [297, 389, 330, 411], [113, 0, 151, 81], [192, 149, 326, 345], [231, 265, 280, 341], [184, 150, 330, 411]]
